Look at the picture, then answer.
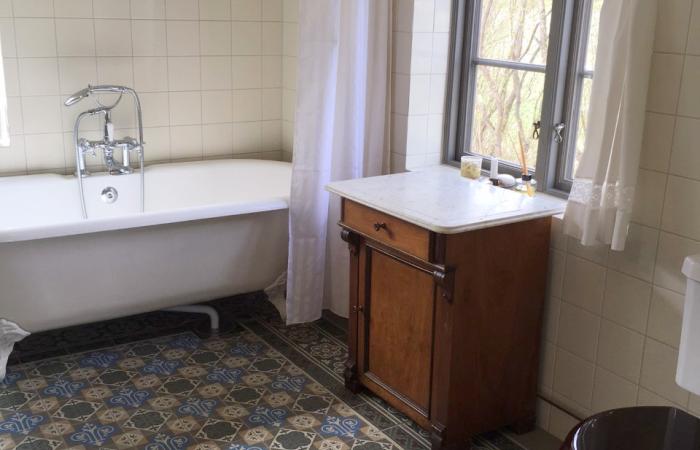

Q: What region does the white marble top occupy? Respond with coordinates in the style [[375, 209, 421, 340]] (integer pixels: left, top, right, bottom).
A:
[[326, 165, 567, 234]]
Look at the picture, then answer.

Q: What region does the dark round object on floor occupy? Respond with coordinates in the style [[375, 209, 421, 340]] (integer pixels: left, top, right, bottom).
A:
[[561, 407, 700, 450]]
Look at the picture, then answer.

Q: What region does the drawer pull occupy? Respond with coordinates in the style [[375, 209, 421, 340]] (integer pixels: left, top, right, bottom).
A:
[[373, 222, 387, 232]]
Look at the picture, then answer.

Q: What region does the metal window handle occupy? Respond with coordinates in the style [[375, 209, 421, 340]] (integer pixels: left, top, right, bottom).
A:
[[532, 120, 541, 139], [373, 222, 387, 232], [554, 123, 566, 144]]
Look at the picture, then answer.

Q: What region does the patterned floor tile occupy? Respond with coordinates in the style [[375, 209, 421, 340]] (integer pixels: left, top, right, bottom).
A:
[[5, 293, 535, 450]]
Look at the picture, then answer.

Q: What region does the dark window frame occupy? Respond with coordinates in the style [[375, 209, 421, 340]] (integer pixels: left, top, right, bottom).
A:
[[443, 0, 597, 196]]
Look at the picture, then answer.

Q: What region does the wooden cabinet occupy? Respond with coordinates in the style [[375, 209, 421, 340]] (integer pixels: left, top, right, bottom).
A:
[[340, 199, 551, 449]]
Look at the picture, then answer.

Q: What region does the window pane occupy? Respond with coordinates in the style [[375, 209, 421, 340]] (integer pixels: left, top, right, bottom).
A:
[[571, 77, 592, 176], [584, 0, 604, 71], [478, 0, 552, 66], [469, 66, 545, 169]]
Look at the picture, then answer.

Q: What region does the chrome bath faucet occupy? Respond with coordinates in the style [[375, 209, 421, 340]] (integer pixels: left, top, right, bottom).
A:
[[64, 85, 146, 218]]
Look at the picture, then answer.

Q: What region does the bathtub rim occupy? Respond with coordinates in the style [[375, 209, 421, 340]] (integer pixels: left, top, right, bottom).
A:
[[0, 159, 291, 243]]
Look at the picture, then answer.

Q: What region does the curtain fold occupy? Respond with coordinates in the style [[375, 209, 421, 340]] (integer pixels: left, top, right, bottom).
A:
[[563, 0, 657, 251], [286, 0, 391, 324]]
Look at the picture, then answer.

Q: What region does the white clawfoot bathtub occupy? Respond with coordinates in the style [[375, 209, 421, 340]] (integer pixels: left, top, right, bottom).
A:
[[0, 159, 291, 336]]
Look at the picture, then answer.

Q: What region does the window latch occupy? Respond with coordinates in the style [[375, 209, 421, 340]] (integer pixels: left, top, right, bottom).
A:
[[554, 123, 566, 143], [532, 121, 541, 139]]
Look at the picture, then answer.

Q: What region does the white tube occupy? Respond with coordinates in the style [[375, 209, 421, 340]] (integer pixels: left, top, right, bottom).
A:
[[164, 305, 220, 332]]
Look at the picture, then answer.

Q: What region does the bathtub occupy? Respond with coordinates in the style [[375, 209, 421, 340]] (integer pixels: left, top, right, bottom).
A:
[[0, 159, 291, 334]]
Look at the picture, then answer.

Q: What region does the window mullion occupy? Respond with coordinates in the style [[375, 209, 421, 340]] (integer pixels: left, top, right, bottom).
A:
[[535, 0, 576, 194]]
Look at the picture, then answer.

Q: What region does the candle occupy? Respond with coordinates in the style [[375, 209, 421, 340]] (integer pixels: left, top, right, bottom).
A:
[[490, 157, 498, 179]]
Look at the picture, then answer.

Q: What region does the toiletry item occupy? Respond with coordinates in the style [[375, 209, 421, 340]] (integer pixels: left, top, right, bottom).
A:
[[497, 173, 516, 188], [489, 157, 499, 185], [515, 175, 537, 197], [460, 155, 482, 179]]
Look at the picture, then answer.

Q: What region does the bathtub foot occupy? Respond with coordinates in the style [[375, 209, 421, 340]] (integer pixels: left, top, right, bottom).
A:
[[164, 305, 220, 335], [0, 319, 30, 381]]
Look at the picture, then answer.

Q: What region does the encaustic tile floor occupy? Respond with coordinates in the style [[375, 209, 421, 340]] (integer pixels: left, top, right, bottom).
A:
[[3, 293, 537, 450]]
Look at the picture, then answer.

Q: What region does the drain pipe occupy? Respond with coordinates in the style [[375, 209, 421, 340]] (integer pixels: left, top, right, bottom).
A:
[[163, 305, 220, 334]]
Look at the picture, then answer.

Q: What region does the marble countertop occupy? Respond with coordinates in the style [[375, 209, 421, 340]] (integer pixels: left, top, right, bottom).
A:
[[326, 165, 567, 234]]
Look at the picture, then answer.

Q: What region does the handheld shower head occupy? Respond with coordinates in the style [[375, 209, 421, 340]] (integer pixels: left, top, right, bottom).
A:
[[64, 87, 91, 106]]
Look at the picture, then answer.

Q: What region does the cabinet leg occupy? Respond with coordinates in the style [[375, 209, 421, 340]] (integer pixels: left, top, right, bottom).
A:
[[344, 360, 361, 394]]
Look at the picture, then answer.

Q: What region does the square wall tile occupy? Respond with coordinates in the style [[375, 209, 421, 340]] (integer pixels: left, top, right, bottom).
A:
[[607, 223, 659, 282], [647, 286, 685, 349], [56, 19, 96, 56], [670, 116, 700, 180], [169, 91, 202, 125], [557, 302, 600, 362], [199, 0, 230, 20], [596, 319, 645, 383], [18, 58, 59, 96], [562, 255, 606, 314], [94, 19, 132, 56], [640, 112, 674, 172], [133, 56, 168, 92], [553, 348, 595, 409], [232, 21, 262, 55], [654, 0, 692, 53], [14, 18, 57, 57], [602, 269, 651, 333], [646, 53, 683, 115], [93, 0, 130, 18], [661, 175, 700, 241], [261, 0, 281, 21], [132, 20, 167, 56], [232, 0, 262, 21], [13, 0, 53, 17], [167, 21, 200, 56], [131, 0, 165, 19], [200, 20, 232, 55], [168, 56, 201, 91], [170, 124, 203, 158], [678, 55, 700, 117], [25, 133, 65, 171], [655, 232, 700, 294], [640, 338, 689, 407], [165, 0, 199, 19], [591, 368, 638, 414], [631, 169, 666, 228]]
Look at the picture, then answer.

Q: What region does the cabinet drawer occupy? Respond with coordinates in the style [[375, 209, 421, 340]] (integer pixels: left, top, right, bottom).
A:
[[342, 200, 431, 260]]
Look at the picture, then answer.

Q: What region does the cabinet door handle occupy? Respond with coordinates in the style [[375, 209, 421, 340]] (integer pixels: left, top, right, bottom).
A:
[[352, 305, 365, 314], [373, 222, 387, 232]]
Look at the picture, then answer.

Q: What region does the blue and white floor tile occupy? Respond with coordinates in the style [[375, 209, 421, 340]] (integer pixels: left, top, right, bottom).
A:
[[3, 294, 530, 450]]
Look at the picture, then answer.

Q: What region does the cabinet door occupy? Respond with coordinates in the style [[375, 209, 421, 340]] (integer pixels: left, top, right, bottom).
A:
[[358, 245, 435, 417]]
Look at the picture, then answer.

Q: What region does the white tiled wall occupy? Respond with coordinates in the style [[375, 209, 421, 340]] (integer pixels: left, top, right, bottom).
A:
[[0, 0, 286, 176], [390, 0, 450, 172], [537, 0, 700, 440], [281, 0, 296, 162]]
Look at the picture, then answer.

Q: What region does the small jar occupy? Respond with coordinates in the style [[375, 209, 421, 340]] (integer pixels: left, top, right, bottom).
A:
[[460, 155, 482, 180], [515, 174, 537, 196]]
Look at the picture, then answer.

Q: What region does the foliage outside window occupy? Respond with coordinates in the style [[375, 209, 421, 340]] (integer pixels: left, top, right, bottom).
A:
[[445, 0, 603, 194]]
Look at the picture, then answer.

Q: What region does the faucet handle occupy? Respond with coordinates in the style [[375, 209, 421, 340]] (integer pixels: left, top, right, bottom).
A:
[[78, 138, 96, 156]]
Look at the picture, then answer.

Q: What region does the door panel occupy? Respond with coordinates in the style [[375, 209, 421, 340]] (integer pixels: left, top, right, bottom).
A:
[[360, 248, 435, 412]]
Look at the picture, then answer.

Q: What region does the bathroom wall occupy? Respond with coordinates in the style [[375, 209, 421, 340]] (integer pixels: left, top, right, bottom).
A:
[[391, 0, 450, 172], [281, 0, 296, 162], [0, 0, 286, 176], [540, 0, 700, 437]]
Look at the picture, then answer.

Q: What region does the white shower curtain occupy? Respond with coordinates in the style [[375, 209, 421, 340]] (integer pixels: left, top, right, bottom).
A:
[[563, 0, 656, 251], [286, 0, 391, 324]]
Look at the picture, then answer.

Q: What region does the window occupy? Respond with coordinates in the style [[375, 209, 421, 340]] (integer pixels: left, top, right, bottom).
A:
[[444, 0, 603, 194]]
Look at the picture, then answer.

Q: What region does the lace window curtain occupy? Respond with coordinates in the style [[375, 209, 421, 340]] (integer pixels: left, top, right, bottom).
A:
[[563, 0, 657, 251]]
